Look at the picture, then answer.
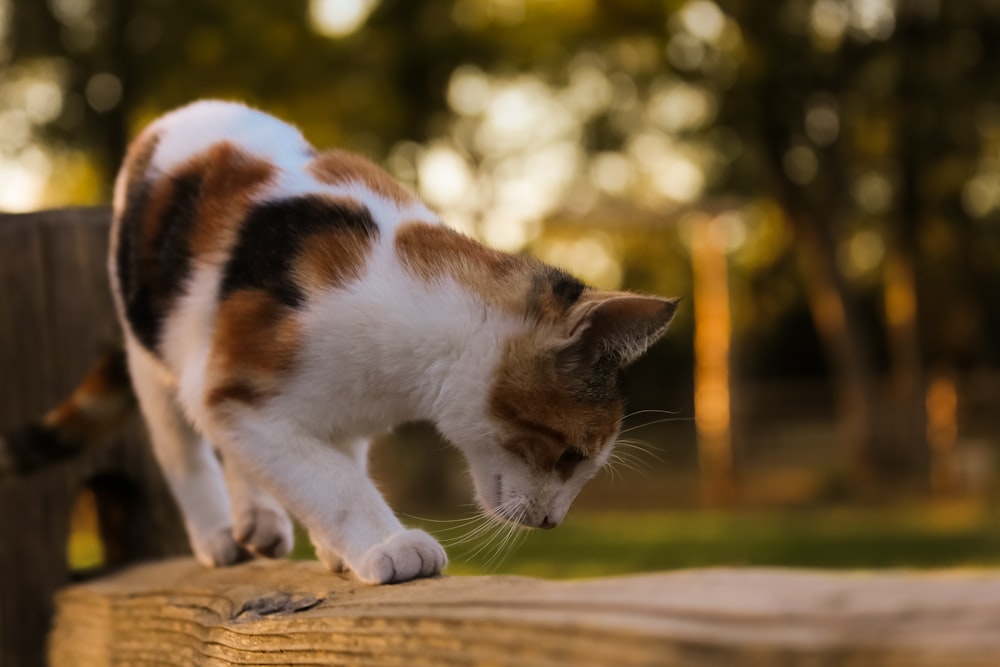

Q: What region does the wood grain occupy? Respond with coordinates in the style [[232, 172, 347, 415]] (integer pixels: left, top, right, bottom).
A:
[[49, 558, 1000, 667]]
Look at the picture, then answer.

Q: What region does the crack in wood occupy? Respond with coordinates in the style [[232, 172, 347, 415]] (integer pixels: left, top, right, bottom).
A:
[[234, 592, 323, 619]]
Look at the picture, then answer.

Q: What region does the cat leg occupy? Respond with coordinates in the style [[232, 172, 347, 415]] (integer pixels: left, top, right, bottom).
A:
[[126, 341, 245, 566], [206, 413, 446, 584], [306, 437, 373, 571], [219, 452, 295, 558]]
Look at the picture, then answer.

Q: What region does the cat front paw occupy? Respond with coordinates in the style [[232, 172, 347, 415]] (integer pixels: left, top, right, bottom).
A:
[[234, 505, 294, 558], [352, 529, 447, 584], [193, 527, 252, 567]]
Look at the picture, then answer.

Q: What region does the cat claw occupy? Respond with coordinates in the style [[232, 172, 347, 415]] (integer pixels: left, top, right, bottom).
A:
[[234, 506, 294, 558], [352, 529, 447, 585]]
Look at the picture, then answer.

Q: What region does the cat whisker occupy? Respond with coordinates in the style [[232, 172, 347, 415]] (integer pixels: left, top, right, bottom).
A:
[[611, 449, 649, 468], [455, 498, 527, 561], [401, 512, 486, 525], [622, 408, 684, 421], [460, 522, 506, 561], [439, 515, 498, 546], [479, 513, 524, 567], [605, 452, 648, 477], [443, 497, 522, 548], [604, 460, 619, 485], [614, 440, 664, 463], [618, 416, 695, 435], [481, 511, 527, 571]]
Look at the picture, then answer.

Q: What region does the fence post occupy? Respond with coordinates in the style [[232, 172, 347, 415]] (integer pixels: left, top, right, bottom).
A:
[[0, 209, 188, 667]]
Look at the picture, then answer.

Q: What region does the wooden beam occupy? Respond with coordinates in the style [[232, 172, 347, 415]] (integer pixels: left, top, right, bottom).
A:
[[49, 558, 1000, 666]]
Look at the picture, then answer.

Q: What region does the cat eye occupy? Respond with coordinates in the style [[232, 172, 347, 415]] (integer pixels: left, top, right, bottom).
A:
[[555, 448, 587, 474]]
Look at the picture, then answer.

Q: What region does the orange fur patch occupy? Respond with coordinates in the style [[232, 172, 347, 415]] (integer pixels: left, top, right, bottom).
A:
[[309, 150, 416, 205], [206, 289, 300, 408], [394, 222, 532, 310], [290, 200, 376, 294], [489, 331, 621, 476], [130, 142, 273, 275], [186, 143, 274, 259]]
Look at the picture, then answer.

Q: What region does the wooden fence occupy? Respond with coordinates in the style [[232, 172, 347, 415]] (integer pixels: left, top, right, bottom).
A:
[[2, 209, 1000, 666], [0, 209, 188, 667]]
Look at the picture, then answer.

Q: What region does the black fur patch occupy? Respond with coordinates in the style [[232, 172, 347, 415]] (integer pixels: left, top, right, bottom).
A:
[[527, 266, 586, 320], [220, 196, 378, 307], [547, 268, 586, 310], [117, 172, 203, 352]]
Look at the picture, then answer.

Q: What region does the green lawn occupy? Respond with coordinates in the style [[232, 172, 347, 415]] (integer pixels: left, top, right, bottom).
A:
[[293, 504, 1000, 579], [69, 502, 1000, 577]]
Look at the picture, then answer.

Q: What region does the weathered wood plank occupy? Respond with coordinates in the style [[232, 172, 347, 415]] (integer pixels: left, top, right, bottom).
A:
[[49, 559, 1000, 667]]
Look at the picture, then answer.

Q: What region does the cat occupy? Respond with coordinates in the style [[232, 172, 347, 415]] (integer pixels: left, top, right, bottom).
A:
[[0, 348, 134, 477], [109, 100, 679, 584]]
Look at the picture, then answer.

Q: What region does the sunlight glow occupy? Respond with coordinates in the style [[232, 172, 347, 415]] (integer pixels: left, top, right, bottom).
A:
[[679, 1, 726, 44], [630, 133, 707, 203], [666, 33, 705, 71], [810, 0, 848, 47], [590, 152, 633, 195], [448, 65, 491, 115], [0, 108, 30, 149], [692, 214, 734, 502], [962, 171, 1000, 218], [927, 370, 959, 495], [562, 65, 612, 118], [840, 229, 885, 278], [309, 0, 379, 38], [884, 255, 915, 328], [427, 58, 716, 249], [24, 79, 63, 123], [0, 149, 51, 212], [417, 145, 473, 207], [648, 81, 716, 133], [849, 0, 897, 41]]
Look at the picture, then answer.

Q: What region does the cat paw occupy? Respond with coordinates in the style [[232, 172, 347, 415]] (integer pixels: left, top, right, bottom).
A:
[[352, 529, 447, 584], [234, 506, 294, 558], [193, 527, 252, 567]]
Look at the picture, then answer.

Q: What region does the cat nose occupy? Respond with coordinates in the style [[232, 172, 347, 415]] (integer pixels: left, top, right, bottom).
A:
[[539, 515, 558, 529]]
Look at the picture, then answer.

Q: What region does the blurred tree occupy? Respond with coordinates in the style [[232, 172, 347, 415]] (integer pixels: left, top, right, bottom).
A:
[[727, 0, 1000, 486], [4, 0, 1000, 495]]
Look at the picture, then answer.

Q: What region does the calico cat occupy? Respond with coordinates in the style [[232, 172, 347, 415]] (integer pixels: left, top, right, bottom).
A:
[[0, 348, 134, 477], [109, 100, 678, 584]]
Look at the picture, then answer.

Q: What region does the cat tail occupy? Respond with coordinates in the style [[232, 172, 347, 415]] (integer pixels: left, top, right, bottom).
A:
[[0, 346, 135, 477]]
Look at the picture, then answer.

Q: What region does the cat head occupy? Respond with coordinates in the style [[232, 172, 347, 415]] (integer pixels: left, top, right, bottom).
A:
[[444, 291, 679, 529]]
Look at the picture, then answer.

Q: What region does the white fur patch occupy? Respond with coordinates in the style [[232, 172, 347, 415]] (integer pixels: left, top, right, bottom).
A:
[[150, 100, 314, 175]]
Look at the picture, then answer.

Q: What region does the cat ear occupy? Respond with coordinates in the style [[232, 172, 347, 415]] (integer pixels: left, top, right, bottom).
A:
[[559, 294, 680, 370]]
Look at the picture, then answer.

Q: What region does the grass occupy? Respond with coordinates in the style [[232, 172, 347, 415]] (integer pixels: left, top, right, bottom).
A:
[[352, 503, 1000, 579], [70, 499, 1000, 578]]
